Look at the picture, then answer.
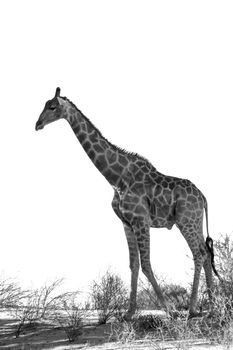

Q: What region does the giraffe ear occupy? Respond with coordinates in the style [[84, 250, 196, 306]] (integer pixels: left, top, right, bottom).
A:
[[55, 87, 61, 97]]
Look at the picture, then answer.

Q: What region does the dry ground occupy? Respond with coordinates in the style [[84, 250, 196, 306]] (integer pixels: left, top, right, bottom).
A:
[[0, 311, 230, 350], [0, 318, 227, 350]]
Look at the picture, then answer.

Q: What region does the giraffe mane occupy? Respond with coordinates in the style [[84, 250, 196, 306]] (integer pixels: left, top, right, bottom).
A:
[[63, 96, 153, 166]]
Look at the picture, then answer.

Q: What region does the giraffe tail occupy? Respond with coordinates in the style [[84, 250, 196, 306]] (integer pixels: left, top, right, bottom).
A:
[[204, 198, 221, 280]]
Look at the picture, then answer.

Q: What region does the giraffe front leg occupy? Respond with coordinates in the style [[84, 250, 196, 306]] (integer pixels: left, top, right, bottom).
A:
[[134, 221, 169, 313], [111, 192, 139, 320], [123, 223, 140, 320]]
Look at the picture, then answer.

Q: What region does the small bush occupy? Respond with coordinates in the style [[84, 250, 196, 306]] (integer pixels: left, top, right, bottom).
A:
[[90, 270, 128, 324], [138, 277, 189, 312], [164, 284, 189, 311], [136, 314, 166, 332], [109, 321, 137, 344], [55, 293, 88, 342], [0, 277, 24, 308], [12, 279, 68, 337]]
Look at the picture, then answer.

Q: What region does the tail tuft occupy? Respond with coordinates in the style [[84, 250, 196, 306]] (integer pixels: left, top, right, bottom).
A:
[[206, 237, 221, 280]]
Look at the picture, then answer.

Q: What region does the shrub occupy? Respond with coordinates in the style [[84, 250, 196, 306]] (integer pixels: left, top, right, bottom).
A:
[[138, 277, 189, 312], [12, 279, 68, 337], [215, 234, 233, 302], [13, 289, 43, 338], [90, 270, 128, 324], [163, 284, 189, 311], [0, 277, 24, 308], [136, 314, 166, 332], [137, 280, 158, 310], [197, 234, 233, 313], [196, 234, 233, 347], [109, 321, 137, 344], [54, 293, 88, 342]]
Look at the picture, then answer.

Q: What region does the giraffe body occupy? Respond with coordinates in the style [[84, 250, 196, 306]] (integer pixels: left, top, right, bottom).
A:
[[36, 88, 217, 318]]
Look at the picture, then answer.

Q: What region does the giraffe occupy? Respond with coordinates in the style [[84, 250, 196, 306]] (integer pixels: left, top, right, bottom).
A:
[[36, 87, 219, 319]]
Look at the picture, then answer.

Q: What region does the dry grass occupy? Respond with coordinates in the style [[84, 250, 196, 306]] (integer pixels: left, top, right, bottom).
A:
[[0, 310, 230, 350]]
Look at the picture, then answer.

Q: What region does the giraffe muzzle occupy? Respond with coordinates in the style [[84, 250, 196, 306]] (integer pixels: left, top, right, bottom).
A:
[[35, 121, 44, 130]]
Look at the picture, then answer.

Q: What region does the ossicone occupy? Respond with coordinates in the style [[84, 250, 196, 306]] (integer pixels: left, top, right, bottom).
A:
[[55, 87, 61, 97]]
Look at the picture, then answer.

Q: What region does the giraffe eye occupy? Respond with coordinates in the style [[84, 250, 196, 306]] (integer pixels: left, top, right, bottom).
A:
[[49, 106, 56, 111]]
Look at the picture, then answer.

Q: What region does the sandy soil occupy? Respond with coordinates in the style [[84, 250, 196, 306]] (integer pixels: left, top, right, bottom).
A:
[[0, 313, 229, 350]]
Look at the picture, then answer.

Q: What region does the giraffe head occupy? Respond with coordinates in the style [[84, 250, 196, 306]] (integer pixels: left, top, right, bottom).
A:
[[35, 87, 68, 130]]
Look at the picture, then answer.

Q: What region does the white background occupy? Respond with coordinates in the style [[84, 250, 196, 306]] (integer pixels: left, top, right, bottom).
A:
[[0, 1, 233, 293]]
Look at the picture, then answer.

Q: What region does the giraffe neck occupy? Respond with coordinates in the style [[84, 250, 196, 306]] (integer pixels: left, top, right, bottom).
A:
[[64, 105, 131, 188]]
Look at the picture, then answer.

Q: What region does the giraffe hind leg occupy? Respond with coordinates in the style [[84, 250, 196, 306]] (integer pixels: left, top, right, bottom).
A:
[[189, 254, 205, 317], [203, 252, 214, 313], [177, 220, 207, 317]]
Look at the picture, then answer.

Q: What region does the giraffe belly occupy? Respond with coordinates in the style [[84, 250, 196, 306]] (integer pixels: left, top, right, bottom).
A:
[[150, 205, 176, 230], [150, 217, 175, 230]]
